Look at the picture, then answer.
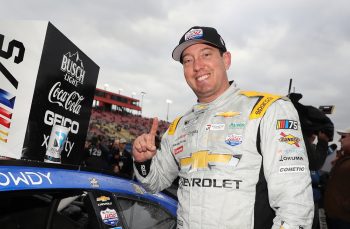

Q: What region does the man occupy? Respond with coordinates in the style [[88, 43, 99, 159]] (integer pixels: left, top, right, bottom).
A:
[[324, 127, 350, 228], [133, 26, 314, 228], [118, 138, 133, 179], [82, 136, 110, 170]]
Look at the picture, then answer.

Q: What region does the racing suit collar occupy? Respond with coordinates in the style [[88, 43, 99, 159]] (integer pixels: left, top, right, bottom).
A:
[[192, 83, 240, 113]]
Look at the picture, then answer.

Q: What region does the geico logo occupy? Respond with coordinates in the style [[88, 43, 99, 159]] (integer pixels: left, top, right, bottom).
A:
[[44, 110, 79, 134], [179, 177, 242, 189]]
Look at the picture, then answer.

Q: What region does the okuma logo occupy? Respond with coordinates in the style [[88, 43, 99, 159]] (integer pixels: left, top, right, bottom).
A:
[[61, 51, 85, 87]]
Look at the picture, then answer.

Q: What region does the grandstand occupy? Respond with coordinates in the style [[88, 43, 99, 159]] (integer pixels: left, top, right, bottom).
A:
[[87, 88, 169, 142]]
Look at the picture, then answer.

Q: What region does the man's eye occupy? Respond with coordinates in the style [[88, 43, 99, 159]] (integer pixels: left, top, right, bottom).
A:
[[202, 52, 211, 59], [183, 58, 193, 64]]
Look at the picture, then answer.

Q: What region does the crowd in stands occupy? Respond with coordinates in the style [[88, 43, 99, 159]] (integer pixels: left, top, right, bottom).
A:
[[87, 109, 169, 142], [82, 108, 169, 179]]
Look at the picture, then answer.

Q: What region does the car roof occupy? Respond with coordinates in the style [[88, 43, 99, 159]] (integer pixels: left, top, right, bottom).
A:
[[0, 160, 177, 215]]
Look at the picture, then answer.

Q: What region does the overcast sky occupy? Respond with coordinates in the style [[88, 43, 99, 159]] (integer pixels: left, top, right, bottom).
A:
[[1, 0, 349, 143]]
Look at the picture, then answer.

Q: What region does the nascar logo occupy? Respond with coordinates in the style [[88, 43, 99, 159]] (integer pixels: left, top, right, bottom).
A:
[[276, 119, 298, 130]]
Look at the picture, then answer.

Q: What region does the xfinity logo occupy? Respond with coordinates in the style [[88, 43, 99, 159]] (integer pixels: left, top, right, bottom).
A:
[[61, 51, 85, 87]]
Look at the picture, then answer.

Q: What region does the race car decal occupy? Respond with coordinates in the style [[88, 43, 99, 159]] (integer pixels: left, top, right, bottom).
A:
[[89, 177, 99, 188], [100, 208, 118, 226], [0, 171, 52, 186]]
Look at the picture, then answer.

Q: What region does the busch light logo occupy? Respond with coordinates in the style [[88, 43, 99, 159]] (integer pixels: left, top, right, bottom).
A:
[[61, 51, 85, 87], [100, 208, 118, 226], [225, 134, 243, 146]]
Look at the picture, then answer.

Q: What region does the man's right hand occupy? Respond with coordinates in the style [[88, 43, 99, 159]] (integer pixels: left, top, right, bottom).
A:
[[132, 117, 159, 162]]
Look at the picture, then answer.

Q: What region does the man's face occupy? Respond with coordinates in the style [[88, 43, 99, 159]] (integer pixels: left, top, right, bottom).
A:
[[340, 133, 350, 153], [182, 43, 231, 103]]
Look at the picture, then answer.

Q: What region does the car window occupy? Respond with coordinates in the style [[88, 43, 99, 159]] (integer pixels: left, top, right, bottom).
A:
[[117, 197, 176, 229], [0, 190, 91, 229]]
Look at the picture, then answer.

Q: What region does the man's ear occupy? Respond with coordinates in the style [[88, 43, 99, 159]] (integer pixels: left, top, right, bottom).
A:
[[223, 51, 231, 70]]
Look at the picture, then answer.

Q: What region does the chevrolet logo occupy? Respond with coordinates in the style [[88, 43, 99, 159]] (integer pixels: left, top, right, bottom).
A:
[[180, 150, 241, 170], [215, 111, 241, 118], [96, 196, 110, 202]]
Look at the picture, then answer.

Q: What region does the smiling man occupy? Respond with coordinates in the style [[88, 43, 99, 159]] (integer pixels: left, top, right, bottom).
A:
[[132, 26, 314, 229]]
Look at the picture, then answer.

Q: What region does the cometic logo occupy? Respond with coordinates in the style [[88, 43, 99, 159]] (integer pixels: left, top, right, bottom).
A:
[[61, 51, 85, 87]]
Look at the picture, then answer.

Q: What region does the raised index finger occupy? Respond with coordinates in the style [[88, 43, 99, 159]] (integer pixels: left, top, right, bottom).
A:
[[149, 117, 159, 136]]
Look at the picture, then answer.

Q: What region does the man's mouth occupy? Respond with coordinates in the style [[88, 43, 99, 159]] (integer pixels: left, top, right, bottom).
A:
[[197, 74, 209, 81]]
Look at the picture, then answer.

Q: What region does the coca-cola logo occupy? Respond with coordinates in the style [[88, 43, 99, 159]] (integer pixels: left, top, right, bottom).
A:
[[48, 82, 84, 115]]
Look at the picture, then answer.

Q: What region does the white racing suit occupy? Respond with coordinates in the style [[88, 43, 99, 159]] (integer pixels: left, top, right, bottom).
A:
[[134, 85, 314, 229]]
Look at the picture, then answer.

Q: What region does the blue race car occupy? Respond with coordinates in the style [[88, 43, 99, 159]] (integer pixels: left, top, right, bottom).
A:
[[0, 160, 177, 229]]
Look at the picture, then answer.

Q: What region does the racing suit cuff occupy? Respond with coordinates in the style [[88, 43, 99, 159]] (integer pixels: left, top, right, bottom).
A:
[[134, 159, 152, 178]]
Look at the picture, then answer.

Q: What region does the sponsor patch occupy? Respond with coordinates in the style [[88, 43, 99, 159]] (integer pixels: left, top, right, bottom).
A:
[[276, 120, 298, 130], [179, 150, 241, 171], [279, 132, 300, 147], [205, 123, 225, 131], [240, 91, 282, 119], [279, 165, 305, 173], [100, 208, 118, 226], [225, 134, 243, 146], [277, 149, 305, 155], [184, 117, 198, 130], [279, 155, 304, 162], [228, 122, 246, 130], [174, 145, 184, 155], [215, 111, 241, 118], [185, 28, 203, 40]]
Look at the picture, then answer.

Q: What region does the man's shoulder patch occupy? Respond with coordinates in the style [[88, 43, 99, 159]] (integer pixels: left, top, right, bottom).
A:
[[167, 116, 182, 135], [240, 91, 282, 119]]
